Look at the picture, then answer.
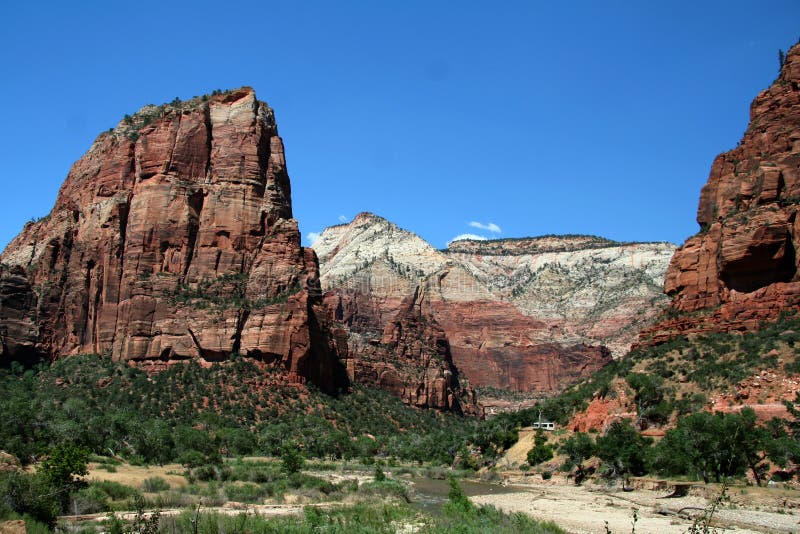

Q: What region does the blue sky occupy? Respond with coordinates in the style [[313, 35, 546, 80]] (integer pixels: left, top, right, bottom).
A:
[[1, 2, 799, 251]]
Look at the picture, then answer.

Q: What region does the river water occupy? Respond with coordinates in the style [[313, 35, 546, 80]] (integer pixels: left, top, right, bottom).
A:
[[408, 477, 525, 515]]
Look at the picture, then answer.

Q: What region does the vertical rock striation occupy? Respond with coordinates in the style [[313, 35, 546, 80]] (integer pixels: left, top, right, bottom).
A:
[[0, 88, 345, 392]]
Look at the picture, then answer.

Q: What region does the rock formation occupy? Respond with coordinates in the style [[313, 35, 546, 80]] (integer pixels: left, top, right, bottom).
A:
[[315, 213, 674, 397], [327, 286, 479, 415], [642, 42, 800, 342], [0, 88, 345, 393]]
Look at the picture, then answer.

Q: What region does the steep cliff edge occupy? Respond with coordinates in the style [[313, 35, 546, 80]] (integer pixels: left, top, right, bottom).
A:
[[0, 88, 345, 392], [642, 42, 800, 343], [315, 213, 673, 397]]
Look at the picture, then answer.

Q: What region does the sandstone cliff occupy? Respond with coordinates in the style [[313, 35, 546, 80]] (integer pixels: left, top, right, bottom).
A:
[[0, 88, 345, 392], [642, 42, 800, 342], [317, 214, 479, 413], [315, 213, 674, 396], [326, 285, 479, 415]]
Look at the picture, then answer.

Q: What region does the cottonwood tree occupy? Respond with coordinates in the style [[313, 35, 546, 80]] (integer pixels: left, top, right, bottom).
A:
[[527, 430, 554, 467], [595, 419, 652, 489], [559, 432, 595, 484]]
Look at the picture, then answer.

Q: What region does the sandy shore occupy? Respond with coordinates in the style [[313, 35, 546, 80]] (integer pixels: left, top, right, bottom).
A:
[[471, 478, 800, 534]]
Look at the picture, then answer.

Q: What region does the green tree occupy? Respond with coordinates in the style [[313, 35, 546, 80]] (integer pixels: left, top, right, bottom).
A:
[[762, 417, 800, 475], [1, 471, 61, 525], [0, 444, 90, 525], [595, 419, 652, 489], [625, 373, 666, 426], [527, 430, 554, 467], [654, 410, 765, 483], [471, 417, 518, 459], [280, 444, 305, 474], [40, 443, 90, 511], [131, 419, 174, 465], [559, 432, 595, 484]]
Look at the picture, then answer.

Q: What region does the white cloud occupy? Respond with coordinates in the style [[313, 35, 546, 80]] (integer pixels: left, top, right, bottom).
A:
[[468, 221, 501, 233], [338, 214, 348, 223], [447, 233, 488, 245], [306, 232, 321, 246]]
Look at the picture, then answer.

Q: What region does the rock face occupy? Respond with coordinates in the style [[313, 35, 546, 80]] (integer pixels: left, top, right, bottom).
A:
[[445, 237, 675, 358], [315, 213, 674, 396], [642, 42, 800, 342], [327, 285, 479, 415], [0, 88, 345, 393]]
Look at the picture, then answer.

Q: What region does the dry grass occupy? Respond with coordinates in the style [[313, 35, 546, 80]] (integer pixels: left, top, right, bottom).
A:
[[497, 428, 537, 468], [86, 462, 188, 490]]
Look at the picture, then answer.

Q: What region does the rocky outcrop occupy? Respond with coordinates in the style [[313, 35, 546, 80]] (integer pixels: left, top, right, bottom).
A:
[[315, 213, 672, 396], [329, 286, 479, 415], [642, 42, 800, 342], [0, 88, 345, 393]]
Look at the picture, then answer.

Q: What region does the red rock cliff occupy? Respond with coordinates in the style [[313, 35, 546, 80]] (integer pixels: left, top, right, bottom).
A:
[[642, 43, 800, 341], [324, 286, 480, 415], [0, 88, 345, 392]]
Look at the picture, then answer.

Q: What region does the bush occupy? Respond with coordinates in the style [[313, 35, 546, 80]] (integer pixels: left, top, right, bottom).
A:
[[223, 482, 267, 503], [1, 472, 59, 525], [527, 430, 554, 467], [374, 466, 386, 482], [281, 445, 305, 475], [141, 477, 170, 492], [93, 480, 138, 501], [445, 475, 474, 515], [70, 485, 108, 514], [178, 451, 206, 468], [191, 465, 230, 482], [359, 478, 409, 500]]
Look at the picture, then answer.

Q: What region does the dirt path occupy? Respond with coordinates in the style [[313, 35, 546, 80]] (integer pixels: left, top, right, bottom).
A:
[[470, 480, 800, 534]]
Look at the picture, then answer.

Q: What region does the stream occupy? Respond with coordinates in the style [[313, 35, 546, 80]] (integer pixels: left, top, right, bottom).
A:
[[408, 477, 525, 516]]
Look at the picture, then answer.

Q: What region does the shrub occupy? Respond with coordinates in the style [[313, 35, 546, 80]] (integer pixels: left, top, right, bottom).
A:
[[223, 482, 267, 503], [374, 466, 386, 482], [93, 480, 138, 501], [0, 472, 61, 525], [70, 485, 109, 514], [281, 445, 305, 475], [527, 430, 554, 467], [445, 475, 474, 515], [178, 451, 206, 468], [142, 477, 170, 492]]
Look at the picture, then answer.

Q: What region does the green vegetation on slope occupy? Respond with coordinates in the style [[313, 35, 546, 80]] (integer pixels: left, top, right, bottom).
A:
[[537, 311, 800, 427], [3, 310, 800, 527], [0, 354, 476, 467], [459, 312, 800, 476], [553, 410, 800, 486]]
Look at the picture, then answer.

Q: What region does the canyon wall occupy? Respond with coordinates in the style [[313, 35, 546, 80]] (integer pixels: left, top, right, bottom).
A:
[[315, 213, 674, 396], [642, 42, 800, 343], [0, 88, 345, 392]]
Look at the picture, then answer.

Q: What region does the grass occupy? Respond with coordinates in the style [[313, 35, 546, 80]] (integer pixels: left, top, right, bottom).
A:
[[87, 461, 188, 490], [104, 482, 566, 534], [62, 458, 568, 533]]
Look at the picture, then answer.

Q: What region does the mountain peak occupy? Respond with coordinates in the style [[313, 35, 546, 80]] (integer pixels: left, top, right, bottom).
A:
[[0, 89, 345, 392]]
